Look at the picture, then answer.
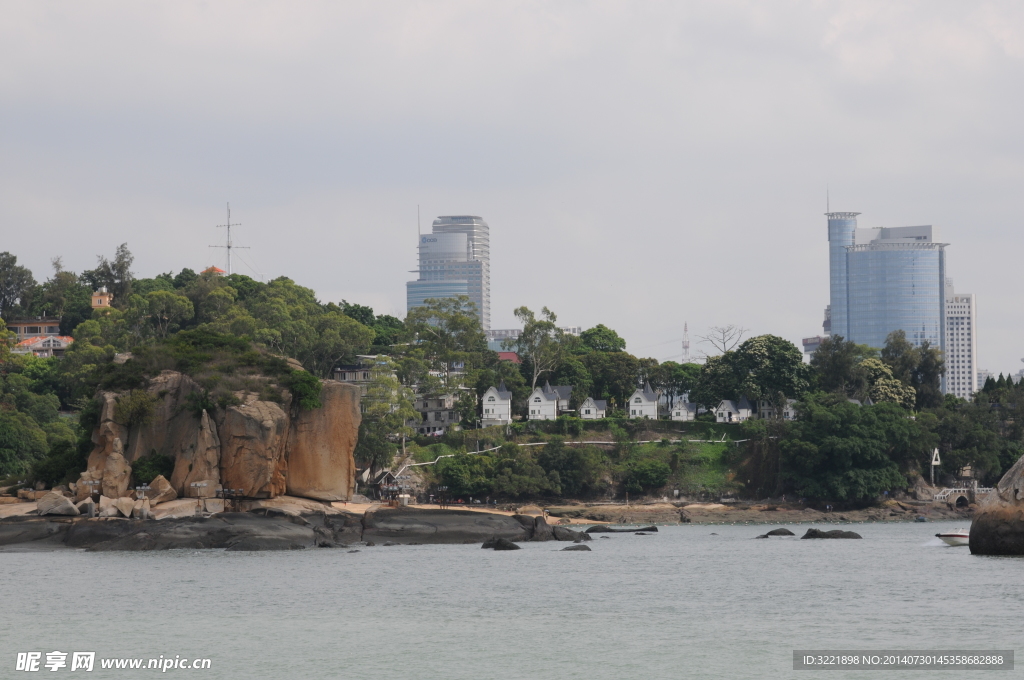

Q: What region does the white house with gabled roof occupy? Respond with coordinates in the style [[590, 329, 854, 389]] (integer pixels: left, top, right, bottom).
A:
[[481, 382, 513, 427], [670, 402, 697, 421], [627, 383, 659, 419], [715, 397, 754, 423], [527, 381, 572, 420], [579, 397, 607, 419]]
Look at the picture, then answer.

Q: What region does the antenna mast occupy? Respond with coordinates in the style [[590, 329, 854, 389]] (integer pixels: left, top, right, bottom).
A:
[[682, 322, 690, 363], [209, 203, 249, 275]]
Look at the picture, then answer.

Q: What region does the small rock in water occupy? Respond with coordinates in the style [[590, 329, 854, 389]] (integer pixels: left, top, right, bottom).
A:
[[755, 534, 769, 539], [634, 532, 651, 535], [599, 536, 611, 539], [561, 544, 591, 551], [765, 528, 795, 536], [365, 541, 376, 547], [492, 538, 521, 550], [348, 550, 360, 553], [801, 528, 862, 539]]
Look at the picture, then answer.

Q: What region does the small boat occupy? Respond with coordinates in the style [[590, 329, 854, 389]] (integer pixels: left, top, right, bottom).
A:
[[935, 529, 970, 546]]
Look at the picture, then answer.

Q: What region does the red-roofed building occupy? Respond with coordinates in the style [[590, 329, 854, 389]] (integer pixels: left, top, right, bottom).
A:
[[203, 266, 226, 275], [497, 352, 521, 364], [13, 335, 74, 358]]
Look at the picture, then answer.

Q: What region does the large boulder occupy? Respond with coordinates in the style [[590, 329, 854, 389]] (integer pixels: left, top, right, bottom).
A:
[[531, 515, 555, 541], [170, 409, 221, 496], [98, 496, 120, 518], [285, 381, 361, 501], [74, 470, 102, 503], [970, 452, 1024, 555], [101, 440, 132, 499], [147, 475, 176, 506], [113, 497, 135, 518], [219, 401, 289, 498], [37, 492, 79, 516], [150, 499, 201, 520]]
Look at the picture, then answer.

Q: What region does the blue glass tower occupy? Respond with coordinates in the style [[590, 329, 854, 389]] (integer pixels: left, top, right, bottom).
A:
[[827, 212, 859, 340]]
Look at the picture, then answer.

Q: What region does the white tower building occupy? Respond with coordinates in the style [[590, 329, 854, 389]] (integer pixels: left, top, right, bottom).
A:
[[944, 279, 977, 399]]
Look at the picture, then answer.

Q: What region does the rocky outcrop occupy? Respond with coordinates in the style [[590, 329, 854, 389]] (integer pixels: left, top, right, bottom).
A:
[[561, 544, 591, 551], [364, 508, 531, 544], [37, 492, 79, 516], [285, 381, 360, 501], [124, 372, 204, 463], [970, 452, 1024, 555], [219, 401, 290, 498], [86, 393, 128, 473], [101, 440, 132, 499], [76, 371, 359, 506]]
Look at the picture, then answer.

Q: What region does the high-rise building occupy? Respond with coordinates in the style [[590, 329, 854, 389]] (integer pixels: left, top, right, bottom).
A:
[[944, 279, 977, 399], [827, 213, 947, 352], [406, 215, 491, 329], [827, 212, 859, 340]]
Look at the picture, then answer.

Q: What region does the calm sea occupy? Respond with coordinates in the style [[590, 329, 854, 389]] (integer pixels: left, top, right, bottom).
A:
[[1, 521, 1019, 679]]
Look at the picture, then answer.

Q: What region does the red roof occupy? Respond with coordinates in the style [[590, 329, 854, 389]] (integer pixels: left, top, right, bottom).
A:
[[203, 266, 226, 274], [497, 352, 521, 364], [16, 336, 74, 347]]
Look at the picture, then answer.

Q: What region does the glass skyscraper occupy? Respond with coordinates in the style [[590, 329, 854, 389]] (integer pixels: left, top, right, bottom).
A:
[[406, 215, 491, 329], [827, 214, 947, 352]]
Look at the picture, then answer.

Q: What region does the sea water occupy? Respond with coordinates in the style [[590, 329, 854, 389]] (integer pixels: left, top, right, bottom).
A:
[[1, 521, 1019, 679]]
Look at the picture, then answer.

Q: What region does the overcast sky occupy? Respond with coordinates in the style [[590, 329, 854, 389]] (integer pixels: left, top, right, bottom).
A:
[[2, 1, 1022, 373]]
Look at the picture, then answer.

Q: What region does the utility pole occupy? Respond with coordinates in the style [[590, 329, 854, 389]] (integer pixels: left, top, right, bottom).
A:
[[682, 322, 690, 363], [209, 203, 249, 275]]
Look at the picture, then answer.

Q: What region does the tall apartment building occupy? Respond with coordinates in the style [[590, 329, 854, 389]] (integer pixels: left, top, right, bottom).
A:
[[406, 215, 490, 329], [826, 212, 947, 351], [944, 279, 977, 399]]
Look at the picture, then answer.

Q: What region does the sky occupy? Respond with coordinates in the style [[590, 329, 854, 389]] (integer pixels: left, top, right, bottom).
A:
[[2, 1, 1023, 374]]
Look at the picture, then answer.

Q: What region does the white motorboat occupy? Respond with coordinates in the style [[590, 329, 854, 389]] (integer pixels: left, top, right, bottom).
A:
[[935, 529, 970, 546]]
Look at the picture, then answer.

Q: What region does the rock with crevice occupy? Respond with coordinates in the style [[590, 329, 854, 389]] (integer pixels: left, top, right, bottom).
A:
[[218, 401, 290, 498], [170, 409, 221, 496]]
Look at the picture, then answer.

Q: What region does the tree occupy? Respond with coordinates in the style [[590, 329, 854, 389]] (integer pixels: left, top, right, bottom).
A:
[[147, 290, 195, 338], [578, 324, 626, 352], [508, 306, 567, 391], [340, 299, 375, 327], [860, 359, 915, 409], [698, 324, 747, 355], [0, 252, 36, 319], [405, 296, 487, 389], [355, 356, 419, 473], [553, 355, 593, 409], [880, 330, 945, 410], [810, 335, 877, 396], [580, 351, 641, 408], [652, 361, 701, 407], [733, 335, 811, 418], [690, 353, 743, 411], [82, 244, 135, 306]]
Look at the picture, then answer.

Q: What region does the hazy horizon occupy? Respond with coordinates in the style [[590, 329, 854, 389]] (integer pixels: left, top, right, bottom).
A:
[[3, 2, 1022, 374]]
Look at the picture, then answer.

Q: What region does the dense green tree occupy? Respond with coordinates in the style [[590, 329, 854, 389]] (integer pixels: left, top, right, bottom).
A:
[[537, 439, 604, 496], [406, 296, 488, 389], [147, 290, 195, 338], [578, 324, 626, 353], [81, 243, 135, 307], [809, 335, 877, 396], [340, 299, 375, 327], [355, 356, 419, 473], [732, 334, 810, 416], [651, 361, 701, 407], [552, 356, 593, 408], [580, 351, 641, 408], [0, 252, 36, 319]]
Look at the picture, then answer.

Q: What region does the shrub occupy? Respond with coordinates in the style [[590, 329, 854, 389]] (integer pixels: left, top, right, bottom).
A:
[[114, 390, 157, 428], [622, 459, 671, 495], [283, 370, 322, 410], [132, 453, 175, 484]]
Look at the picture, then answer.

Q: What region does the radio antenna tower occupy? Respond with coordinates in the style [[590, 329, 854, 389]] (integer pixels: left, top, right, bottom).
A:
[[682, 322, 690, 363], [209, 203, 249, 275]]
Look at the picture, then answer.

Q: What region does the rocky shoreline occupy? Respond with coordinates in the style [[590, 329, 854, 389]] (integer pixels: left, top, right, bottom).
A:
[[0, 507, 594, 552]]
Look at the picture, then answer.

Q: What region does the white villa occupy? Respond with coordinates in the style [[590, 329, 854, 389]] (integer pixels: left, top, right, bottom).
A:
[[528, 382, 573, 420], [627, 383, 659, 419], [481, 383, 513, 427], [669, 402, 698, 421], [758, 398, 799, 421], [715, 397, 754, 423], [578, 397, 607, 420]]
